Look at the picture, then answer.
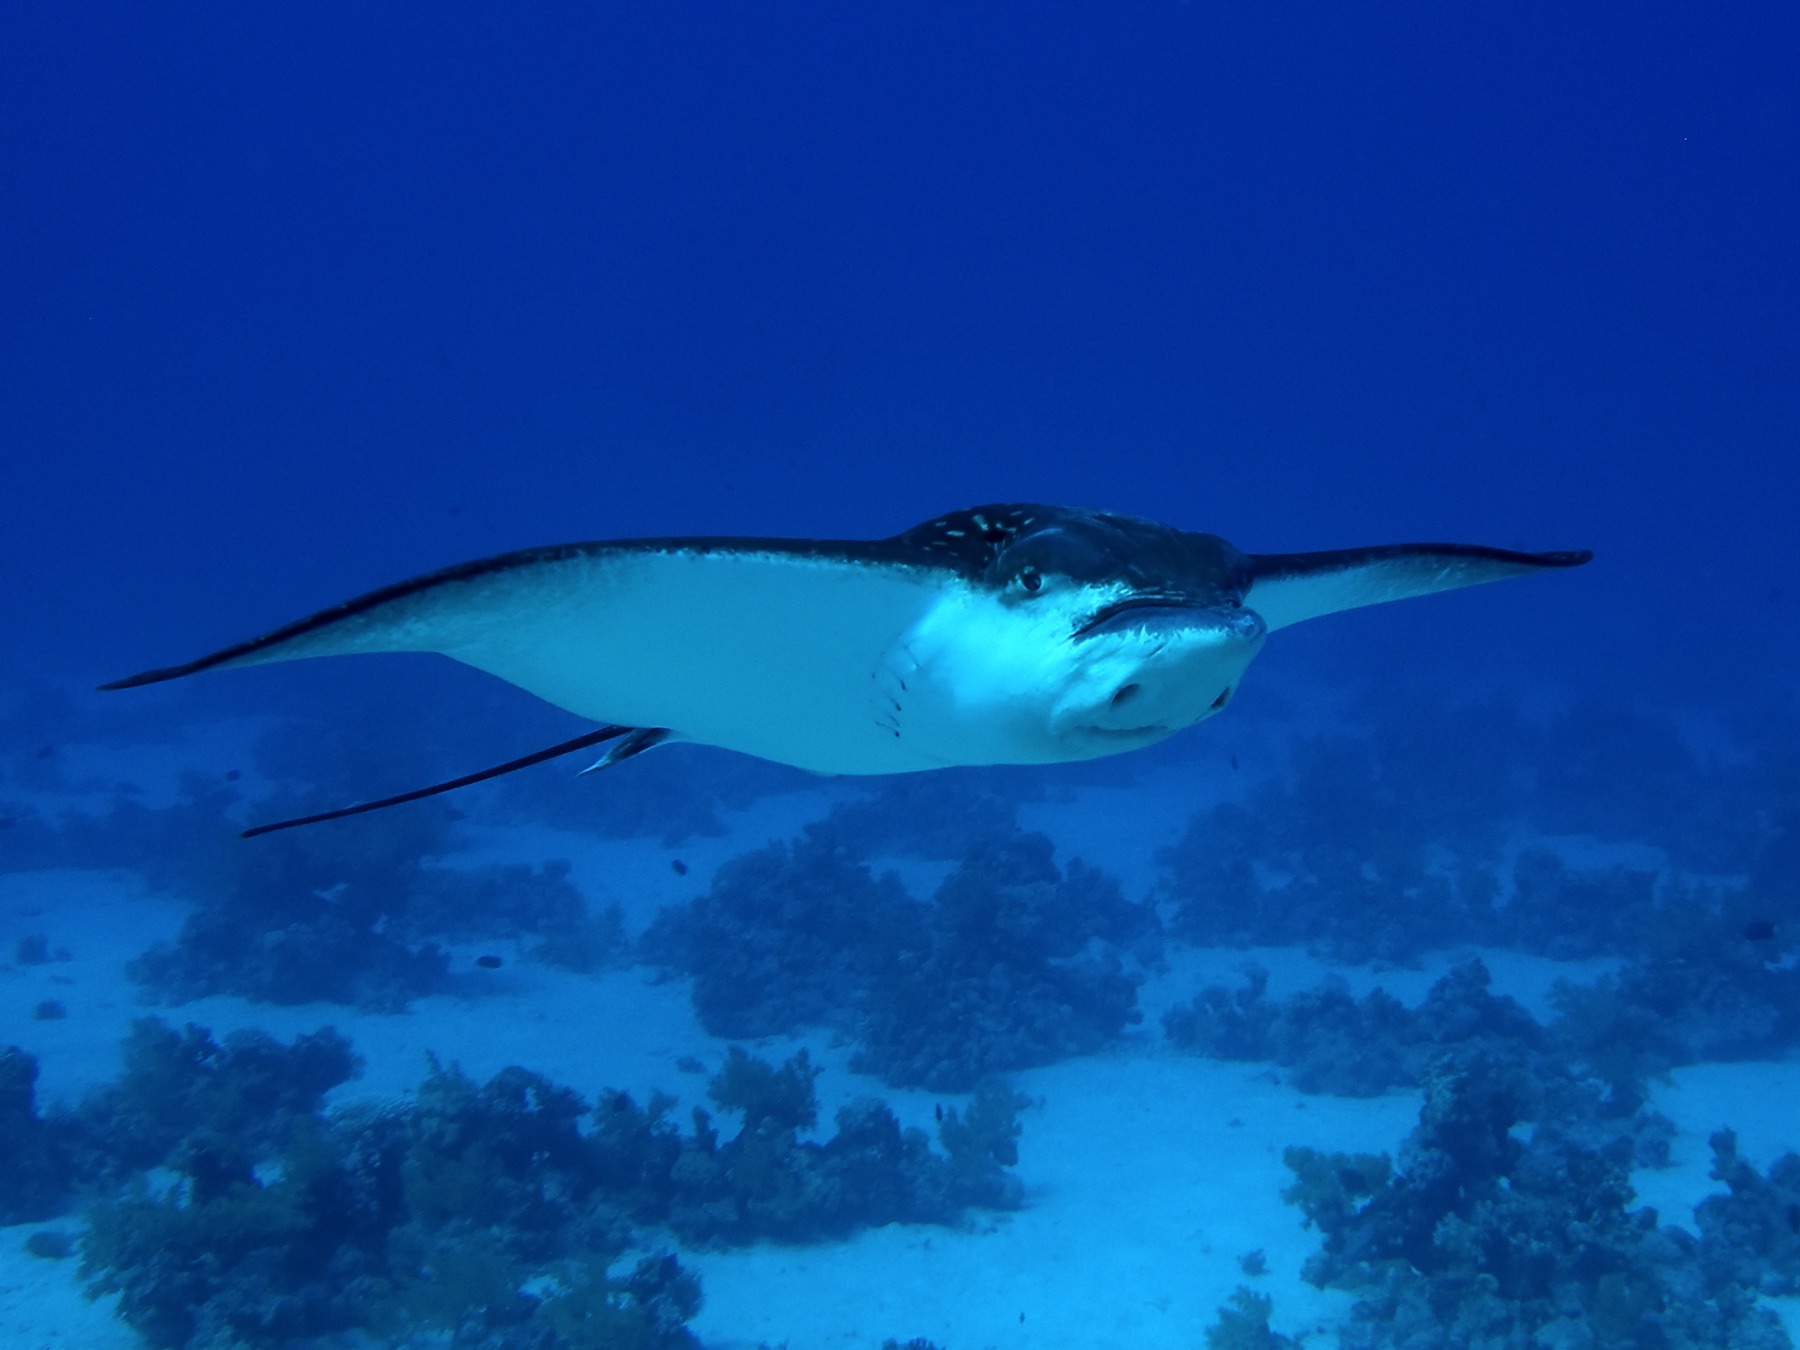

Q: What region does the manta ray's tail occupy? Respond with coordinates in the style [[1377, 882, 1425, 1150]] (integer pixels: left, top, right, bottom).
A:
[[1246, 542, 1592, 632], [235, 723, 670, 838]]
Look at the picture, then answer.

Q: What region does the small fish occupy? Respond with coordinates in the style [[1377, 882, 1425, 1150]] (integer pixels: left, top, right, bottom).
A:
[[475, 954, 504, 969], [225, 769, 242, 782], [671, 858, 689, 876], [1229, 753, 1239, 771], [1744, 919, 1777, 942]]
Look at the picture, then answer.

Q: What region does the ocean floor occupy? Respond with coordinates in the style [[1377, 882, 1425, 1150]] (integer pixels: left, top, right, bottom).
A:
[[3, 768, 1798, 1348]]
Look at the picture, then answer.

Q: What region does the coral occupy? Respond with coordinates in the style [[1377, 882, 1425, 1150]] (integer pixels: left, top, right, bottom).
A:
[[129, 902, 450, 1011], [1154, 734, 1498, 964], [665, 1050, 1025, 1244], [1695, 1130, 1800, 1296], [1203, 1287, 1297, 1349], [1282, 1062, 1793, 1349], [155, 834, 597, 1006], [72, 1028, 1021, 1349], [936, 1080, 1030, 1210], [707, 1045, 820, 1133], [127, 821, 608, 1008], [68, 1018, 361, 1180], [648, 822, 1149, 1089], [30, 766, 611, 1011], [1281, 1146, 1392, 1240], [75, 1038, 684, 1350], [931, 830, 1158, 962], [113, 777, 459, 1009], [1155, 698, 1790, 966], [1167, 958, 1683, 1166], [1165, 960, 1539, 1098], [1505, 849, 1658, 960], [403, 1059, 603, 1259], [0, 1046, 72, 1224], [377, 1221, 537, 1341], [80, 1124, 390, 1350], [812, 770, 1031, 861], [854, 942, 1140, 1091], [588, 1088, 686, 1218], [539, 1252, 702, 1350], [1548, 927, 1800, 1073], [852, 832, 1151, 1090], [9, 771, 248, 889], [642, 827, 928, 1040], [1165, 965, 1415, 1097]]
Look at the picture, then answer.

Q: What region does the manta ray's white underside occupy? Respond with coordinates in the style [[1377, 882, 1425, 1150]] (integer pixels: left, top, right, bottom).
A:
[[308, 548, 960, 774]]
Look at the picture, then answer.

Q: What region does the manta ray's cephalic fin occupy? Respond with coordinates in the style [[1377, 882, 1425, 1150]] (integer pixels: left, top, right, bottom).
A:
[[240, 723, 652, 838]]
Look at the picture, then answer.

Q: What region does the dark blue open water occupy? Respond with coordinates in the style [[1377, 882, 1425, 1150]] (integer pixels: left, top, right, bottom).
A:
[[2, 6, 1797, 1348]]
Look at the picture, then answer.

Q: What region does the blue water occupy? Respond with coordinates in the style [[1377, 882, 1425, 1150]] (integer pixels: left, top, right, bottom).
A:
[[3, 5, 1798, 1348]]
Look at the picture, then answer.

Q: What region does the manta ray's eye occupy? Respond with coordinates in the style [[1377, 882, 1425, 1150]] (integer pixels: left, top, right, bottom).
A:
[[1017, 567, 1043, 594]]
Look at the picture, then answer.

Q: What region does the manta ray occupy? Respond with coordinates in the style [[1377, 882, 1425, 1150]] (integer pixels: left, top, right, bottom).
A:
[[104, 504, 1590, 836]]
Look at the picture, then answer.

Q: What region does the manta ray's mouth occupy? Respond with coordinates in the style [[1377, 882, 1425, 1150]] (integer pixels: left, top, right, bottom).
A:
[[1073, 593, 1238, 639], [1080, 721, 1174, 740], [1072, 592, 1191, 638]]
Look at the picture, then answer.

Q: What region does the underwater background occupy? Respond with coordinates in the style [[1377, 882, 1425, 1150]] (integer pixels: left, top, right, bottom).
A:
[[2, 4, 1798, 1347]]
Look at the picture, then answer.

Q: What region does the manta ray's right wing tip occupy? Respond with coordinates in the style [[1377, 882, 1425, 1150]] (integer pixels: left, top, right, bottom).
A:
[[1246, 539, 1594, 631], [98, 662, 202, 692]]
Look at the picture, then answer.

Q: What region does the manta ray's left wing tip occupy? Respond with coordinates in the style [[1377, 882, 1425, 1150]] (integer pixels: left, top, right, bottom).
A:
[[98, 606, 373, 691], [98, 624, 320, 691]]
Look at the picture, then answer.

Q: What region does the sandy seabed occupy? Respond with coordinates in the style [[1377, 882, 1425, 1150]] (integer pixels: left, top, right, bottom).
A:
[[3, 774, 1799, 1349]]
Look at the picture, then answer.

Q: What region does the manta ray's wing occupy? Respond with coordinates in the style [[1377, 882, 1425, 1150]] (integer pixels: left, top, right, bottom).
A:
[[1245, 543, 1592, 632], [102, 535, 956, 833], [101, 536, 948, 775]]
